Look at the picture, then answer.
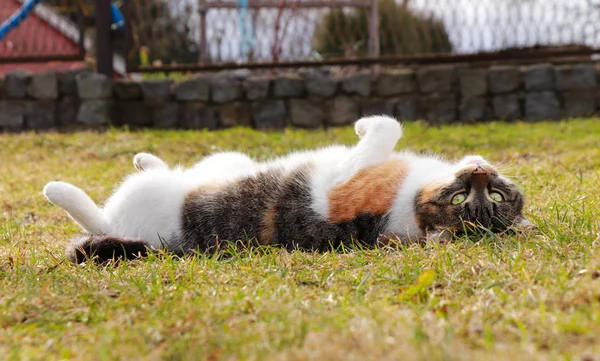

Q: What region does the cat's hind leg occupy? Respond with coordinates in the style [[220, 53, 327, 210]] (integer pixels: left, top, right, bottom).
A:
[[133, 153, 168, 171], [43, 181, 110, 234]]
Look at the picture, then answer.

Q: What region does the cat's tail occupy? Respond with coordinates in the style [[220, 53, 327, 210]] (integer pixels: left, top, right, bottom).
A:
[[67, 233, 151, 264], [43, 181, 110, 234]]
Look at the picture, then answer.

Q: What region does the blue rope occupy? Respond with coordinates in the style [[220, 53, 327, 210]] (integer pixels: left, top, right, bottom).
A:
[[237, 0, 254, 58], [0, 0, 42, 42]]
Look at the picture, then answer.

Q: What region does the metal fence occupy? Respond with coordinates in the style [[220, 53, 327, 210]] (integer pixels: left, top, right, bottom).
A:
[[0, 0, 85, 63]]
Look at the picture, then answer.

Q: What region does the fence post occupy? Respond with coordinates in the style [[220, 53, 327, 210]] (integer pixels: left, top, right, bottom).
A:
[[96, 0, 114, 76], [368, 0, 379, 57], [198, 0, 209, 63]]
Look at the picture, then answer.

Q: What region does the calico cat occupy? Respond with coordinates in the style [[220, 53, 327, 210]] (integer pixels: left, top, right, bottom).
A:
[[43, 116, 530, 263]]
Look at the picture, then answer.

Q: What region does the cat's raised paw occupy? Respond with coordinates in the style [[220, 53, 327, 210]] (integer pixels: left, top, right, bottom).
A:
[[133, 153, 168, 171], [354, 115, 402, 141]]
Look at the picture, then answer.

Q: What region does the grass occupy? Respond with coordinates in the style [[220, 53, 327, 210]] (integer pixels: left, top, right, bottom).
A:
[[1, 119, 599, 360]]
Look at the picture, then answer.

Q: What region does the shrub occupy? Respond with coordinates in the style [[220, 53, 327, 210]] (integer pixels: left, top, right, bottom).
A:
[[313, 0, 452, 58]]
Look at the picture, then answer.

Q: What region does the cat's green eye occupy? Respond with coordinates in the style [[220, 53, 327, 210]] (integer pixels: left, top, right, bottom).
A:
[[489, 191, 504, 202], [451, 193, 466, 205]]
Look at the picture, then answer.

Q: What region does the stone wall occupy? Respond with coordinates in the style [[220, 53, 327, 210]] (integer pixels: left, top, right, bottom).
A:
[[1, 62, 599, 132]]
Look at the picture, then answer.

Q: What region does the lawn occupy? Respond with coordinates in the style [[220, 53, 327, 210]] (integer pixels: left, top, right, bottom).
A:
[[1, 119, 599, 360]]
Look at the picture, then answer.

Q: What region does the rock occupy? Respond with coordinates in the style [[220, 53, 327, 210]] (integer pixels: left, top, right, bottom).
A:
[[525, 91, 560, 120], [459, 96, 488, 121], [140, 80, 173, 100], [342, 71, 371, 96], [58, 68, 91, 96], [173, 76, 210, 101], [148, 101, 179, 128], [179, 102, 218, 129], [115, 101, 152, 126], [492, 94, 521, 120], [488, 66, 520, 94], [76, 72, 113, 99], [426, 93, 456, 124], [360, 98, 395, 117], [524, 63, 554, 91], [24, 101, 56, 129], [77, 100, 114, 125], [305, 72, 338, 98], [114, 80, 142, 100], [289, 98, 326, 128], [245, 76, 271, 100], [562, 90, 596, 117], [417, 65, 455, 94], [326, 96, 359, 126], [394, 95, 420, 121], [375, 69, 416, 97], [273, 73, 304, 98], [555, 63, 596, 90], [0, 101, 25, 130], [251, 100, 287, 129], [4, 70, 31, 98], [211, 75, 241, 103], [56, 96, 80, 128], [215, 102, 252, 128], [458, 68, 487, 98], [28, 71, 58, 99]]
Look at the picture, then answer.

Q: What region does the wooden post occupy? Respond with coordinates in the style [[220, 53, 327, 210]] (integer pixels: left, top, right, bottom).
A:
[[198, 0, 209, 63], [95, 0, 113, 76], [368, 0, 379, 57]]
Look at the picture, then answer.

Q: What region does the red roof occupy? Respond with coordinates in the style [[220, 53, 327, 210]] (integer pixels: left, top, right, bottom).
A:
[[0, 0, 82, 67]]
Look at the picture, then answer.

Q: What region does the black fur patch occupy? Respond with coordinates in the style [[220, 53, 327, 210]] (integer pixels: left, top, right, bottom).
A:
[[67, 234, 150, 264]]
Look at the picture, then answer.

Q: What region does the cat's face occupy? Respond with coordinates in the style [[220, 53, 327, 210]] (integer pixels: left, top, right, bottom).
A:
[[414, 156, 528, 240]]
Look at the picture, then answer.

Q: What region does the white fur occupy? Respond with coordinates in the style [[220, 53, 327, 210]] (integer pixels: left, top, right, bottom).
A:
[[43, 115, 493, 247]]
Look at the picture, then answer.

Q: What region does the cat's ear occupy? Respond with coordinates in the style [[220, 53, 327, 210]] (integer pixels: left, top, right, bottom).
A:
[[457, 155, 490, 167], [133, 153, 168, 171]]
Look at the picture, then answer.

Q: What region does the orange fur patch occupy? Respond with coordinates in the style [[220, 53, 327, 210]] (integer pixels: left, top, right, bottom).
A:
[[259, 201, 276, 245], [328, 160, 408, 223]]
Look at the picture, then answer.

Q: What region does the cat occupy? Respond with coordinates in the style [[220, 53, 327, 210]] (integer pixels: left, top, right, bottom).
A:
[[42, 115, 530, 263]]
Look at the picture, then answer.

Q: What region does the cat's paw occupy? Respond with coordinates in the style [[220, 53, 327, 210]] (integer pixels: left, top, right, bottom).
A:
[[43, 181, 79, 207], [354, 115, 402, 141], [133, 153, 168, 171]]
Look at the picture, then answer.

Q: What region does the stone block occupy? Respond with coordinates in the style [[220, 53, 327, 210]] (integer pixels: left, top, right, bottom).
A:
[[251, 100, 287, 129], [525, 91, 560, 120], [115, 101, 152, 126], [305, 72, 338, 98], [555, 63, 597, 90], [24, 101, 56, 129], [58, 68, 91, 96], [360, 98, 395, 117], [288, 98, 326, 128], [458, 68, 487, 98], [245, 76, 271, 100], [326, 96, 359, 126], [0, 101, 25, 130], [211, 75, 241, 103], [273, 73, 304, 98], [562, 90, 596, 118], [375, 69, 416, 97], [174, 76, 210, 101], [215, 102, 252, 128], [179, 102, 218, 129], [417, 65, 455, 94], [459, 96, 488, 121], [56, 96, 80, 128], [426, 93, 456, 124], [394, 95, 420, 121], [140, 80, 173, 100], [148, 101, 179, 129], [76, 72, 112, 99], [524, 63, 554, 91], [114, 80, 142, 100], [488, 66, 520, 94], [492, 94, 521, 120], [4, 70, 30, 98], [342, 71, 371, 96], [28, 72, 58, 99], [77, 100, 114, 126]]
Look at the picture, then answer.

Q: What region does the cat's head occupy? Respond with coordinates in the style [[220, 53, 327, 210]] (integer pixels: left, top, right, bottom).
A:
[[414, 155, 530, 241]]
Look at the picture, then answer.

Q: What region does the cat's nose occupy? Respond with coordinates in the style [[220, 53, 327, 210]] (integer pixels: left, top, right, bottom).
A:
[[471, 166, 488, 187]]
